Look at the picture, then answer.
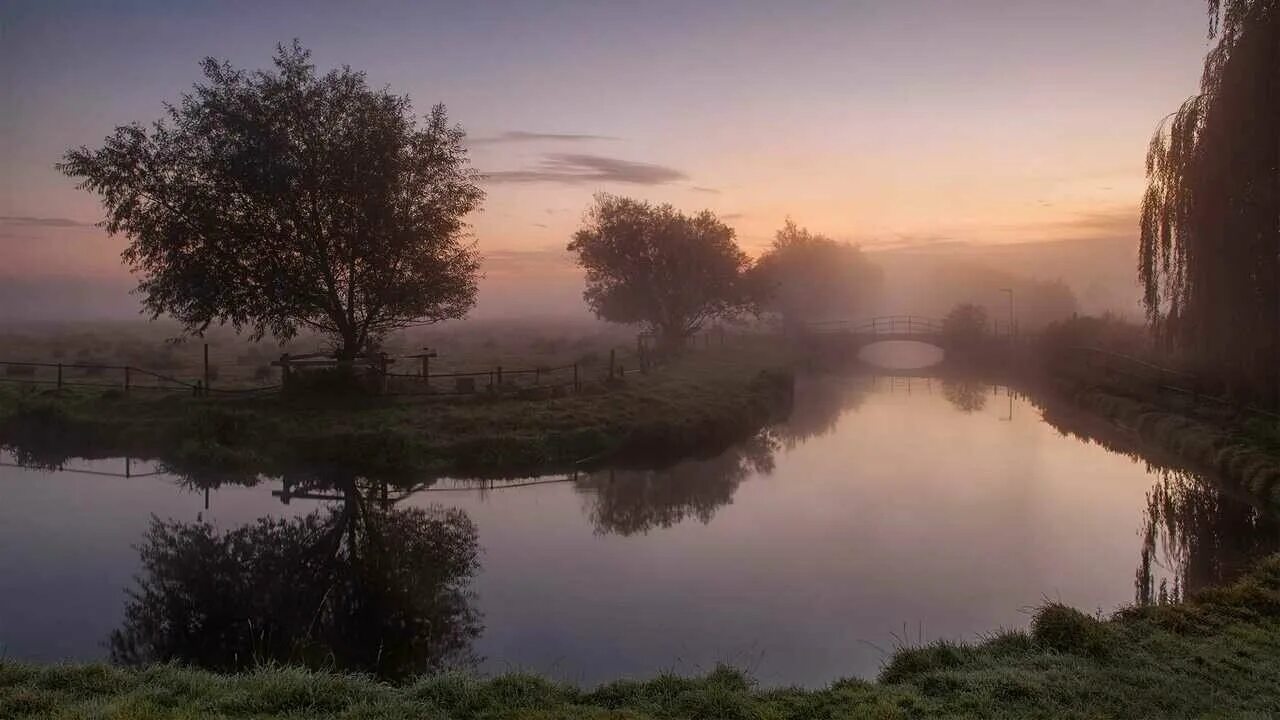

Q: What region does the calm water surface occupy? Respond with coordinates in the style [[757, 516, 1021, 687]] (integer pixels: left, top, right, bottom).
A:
[[1, 367, 1275, 686]]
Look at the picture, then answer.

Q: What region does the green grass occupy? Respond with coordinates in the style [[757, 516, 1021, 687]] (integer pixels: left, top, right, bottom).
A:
[[5, 555, 1280, 719], [0, 343, 796, 479]]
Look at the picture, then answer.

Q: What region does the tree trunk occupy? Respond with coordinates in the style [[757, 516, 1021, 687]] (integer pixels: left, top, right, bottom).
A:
[[658, 324, 689, 354]]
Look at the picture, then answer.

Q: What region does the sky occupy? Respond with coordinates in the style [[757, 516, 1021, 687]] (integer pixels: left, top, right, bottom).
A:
[[0, 0, 1213, 318]]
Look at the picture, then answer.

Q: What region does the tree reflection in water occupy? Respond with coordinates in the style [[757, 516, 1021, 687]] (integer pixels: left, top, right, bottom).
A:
[[110, 474, 481, 679], [773, 372, 869, 448], [575, 431, 778, 536], [942, 378, 988, 413], [1135, 469, 1279, 605]]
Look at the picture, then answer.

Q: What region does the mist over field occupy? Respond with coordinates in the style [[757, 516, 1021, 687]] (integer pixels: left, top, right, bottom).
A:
[[0, 228, 1140, 328]]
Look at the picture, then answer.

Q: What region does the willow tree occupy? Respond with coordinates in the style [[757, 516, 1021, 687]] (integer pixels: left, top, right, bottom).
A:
[[1139, 0, 1279, 402], [59, 42, 484, 360]]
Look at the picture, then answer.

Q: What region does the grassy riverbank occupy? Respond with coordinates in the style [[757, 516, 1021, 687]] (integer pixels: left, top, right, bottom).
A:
[[0, 344, 795, 479], [5, 554, 1280, 719], [1041, 379, 1280, 512]]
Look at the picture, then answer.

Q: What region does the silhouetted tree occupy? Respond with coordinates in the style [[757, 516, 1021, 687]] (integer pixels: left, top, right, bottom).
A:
[[942, 303, 988, 350], [1139, 1, 1279, 402], [567, 194, 753, 349], [110, 483, 481, 679], [59, 42, 484, 360], [751, 219, 882, 328]]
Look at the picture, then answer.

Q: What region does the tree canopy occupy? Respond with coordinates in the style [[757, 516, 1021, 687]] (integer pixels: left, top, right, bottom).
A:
[[942, 302, 989, 350], [59, 42, 484, 358], [567, 194, 753, 347], [1139, 0, 1278, 401], [751, 219, 882, 327]]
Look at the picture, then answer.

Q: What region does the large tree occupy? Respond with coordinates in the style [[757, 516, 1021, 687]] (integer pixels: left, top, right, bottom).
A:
[[567, 194, 753, 348], [59, 42, 484, 359], [1139, 0, 1279, 401], [751, 219, 882, 327]]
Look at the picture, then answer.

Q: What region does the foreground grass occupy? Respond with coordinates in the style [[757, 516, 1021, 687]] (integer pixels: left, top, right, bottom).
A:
[[5, 555, 1280, 719], [0, 343, 795, 478]]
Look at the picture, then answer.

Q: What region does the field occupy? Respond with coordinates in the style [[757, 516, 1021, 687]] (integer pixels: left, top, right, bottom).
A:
[[0, 318, 644, 392], [0, 319, 795, 479]]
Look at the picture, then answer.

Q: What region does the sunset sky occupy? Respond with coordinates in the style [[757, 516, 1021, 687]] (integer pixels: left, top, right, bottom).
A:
[[1, 0, 1212, 316]]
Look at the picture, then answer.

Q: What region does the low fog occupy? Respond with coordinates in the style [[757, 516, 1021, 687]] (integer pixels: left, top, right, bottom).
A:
[[0, 231, 1140, 331]]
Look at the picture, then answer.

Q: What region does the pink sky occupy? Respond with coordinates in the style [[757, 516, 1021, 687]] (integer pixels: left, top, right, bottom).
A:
[[1, 1, 1212, 316]]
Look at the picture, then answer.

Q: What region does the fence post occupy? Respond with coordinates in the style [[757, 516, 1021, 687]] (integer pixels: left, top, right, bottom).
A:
[[124, 366, 131, 396], [497, 365, 503, 389], [57, 362, 63, 390], [203, 343, 210, 392], [573, 363, 580, 392], [609, 349, 616, 380], [535, 367, 541, 385], [279, 353, 291, 393]]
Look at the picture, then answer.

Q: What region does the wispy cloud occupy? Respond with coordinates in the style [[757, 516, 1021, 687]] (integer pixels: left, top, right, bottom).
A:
[[484, 153, 687, 186], [0, 215, 96, 228], [470, 131, 620, 145], [691, 186, 721, 194]]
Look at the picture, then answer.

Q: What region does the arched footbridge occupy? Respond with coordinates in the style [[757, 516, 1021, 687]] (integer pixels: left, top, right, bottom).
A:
[[803, 315, 952, 351]]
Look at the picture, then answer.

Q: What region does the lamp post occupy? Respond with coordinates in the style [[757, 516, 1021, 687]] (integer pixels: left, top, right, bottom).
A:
[[998, 288, 1014, 338]]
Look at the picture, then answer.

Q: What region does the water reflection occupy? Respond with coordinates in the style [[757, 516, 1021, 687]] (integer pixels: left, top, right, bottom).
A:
[[774, 373, 869, 447], [110, 474, 481, 679], [4, 371, 1280, 686], [1136, 469, 1280, 605], [942, 379, 988, 413], [574, 431, 779, 536], [1030, 391, 1280, 606]]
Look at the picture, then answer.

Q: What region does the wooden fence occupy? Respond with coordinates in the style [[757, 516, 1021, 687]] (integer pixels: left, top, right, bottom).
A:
[[1058, 346, 1280, 421], [0, 327, 760, 402], [0, 359, 280, 396]]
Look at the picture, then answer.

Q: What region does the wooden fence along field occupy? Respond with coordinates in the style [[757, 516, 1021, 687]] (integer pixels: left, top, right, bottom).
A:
[[0, 332, 723, 400]]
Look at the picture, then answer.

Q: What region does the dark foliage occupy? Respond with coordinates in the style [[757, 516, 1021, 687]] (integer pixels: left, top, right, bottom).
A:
[[568, 194, 753, 348], [1139, 1, 1279, 402], [59, 42, 484, 359], [750, 219, 882, 327], [941, 303, 988, 349]]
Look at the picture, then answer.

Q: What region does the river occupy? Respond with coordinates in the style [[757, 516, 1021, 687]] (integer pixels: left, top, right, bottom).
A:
[[2, 354, 1276, 687]]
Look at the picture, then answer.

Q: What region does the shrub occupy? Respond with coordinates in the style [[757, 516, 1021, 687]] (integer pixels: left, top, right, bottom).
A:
[[1030, 603, 1112, 657]]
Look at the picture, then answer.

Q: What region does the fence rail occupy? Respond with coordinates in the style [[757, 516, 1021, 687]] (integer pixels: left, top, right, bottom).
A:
[[0, 329, 765, 403], [1061, 346, 1280, 421]]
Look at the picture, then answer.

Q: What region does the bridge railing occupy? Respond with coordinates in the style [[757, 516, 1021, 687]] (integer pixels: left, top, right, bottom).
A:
[[805, 315, 945, 336]]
